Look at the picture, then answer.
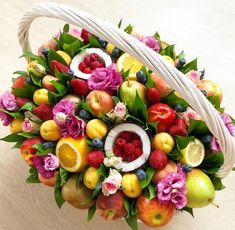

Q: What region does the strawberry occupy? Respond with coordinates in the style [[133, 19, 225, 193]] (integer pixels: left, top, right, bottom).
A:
[[70, 78, 89, 97], [169, 118, 187, 136], [86, 150, 105, 168], [149, 149, 168, 170], [33, 104, 54, 121], [16, 97, 32, 107], [81, 29, 92, 44], [13, 76, 27, 88], [147, 88, 161, 104], [50, 60, 69, 76]]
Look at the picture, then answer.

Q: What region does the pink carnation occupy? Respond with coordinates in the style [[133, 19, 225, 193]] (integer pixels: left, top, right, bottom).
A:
[[141, 36, 160, 52], [59, 115, 86, 139], [87, 64, 122, 92]]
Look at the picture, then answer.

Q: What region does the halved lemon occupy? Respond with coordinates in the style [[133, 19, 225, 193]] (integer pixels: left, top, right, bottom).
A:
[[117, 53, 143, 80], [56, 137, 90, 172], [180, 138, 205, 167]]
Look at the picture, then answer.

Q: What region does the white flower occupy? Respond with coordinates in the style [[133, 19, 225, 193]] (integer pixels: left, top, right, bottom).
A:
[[55, 112, 67, 124], [107, 102, 127, 122], [103, 156, 122, 168]]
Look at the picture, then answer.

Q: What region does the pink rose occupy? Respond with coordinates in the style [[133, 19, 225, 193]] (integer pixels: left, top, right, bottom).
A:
[[87, 64, 122, 92], [0, 111, 13, 126], [187, 70, 201, 84], [181, 107, 201, 126], [141, 36, 160, 52], [0, 91, 18, 111], [22, 118, 40, 132], [44, 154, 60, 171]]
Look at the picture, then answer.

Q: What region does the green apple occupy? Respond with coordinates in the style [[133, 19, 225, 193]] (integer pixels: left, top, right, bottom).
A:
[[119, 80, 147, 111], [186, 169, 215, 208]]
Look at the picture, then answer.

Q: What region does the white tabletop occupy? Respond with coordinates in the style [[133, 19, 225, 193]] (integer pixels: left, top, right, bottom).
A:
[[0, 0, 235, 229]]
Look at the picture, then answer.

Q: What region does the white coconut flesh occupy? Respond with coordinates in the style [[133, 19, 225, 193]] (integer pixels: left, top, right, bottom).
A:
[[70, 48, 112, 79], [104, 123, 151, 172]]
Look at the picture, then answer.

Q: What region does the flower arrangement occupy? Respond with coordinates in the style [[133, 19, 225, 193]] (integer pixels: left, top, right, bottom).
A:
[[1, 21, 235, 229]]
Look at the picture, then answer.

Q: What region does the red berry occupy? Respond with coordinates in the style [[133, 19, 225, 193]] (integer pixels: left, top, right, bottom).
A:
[[147, 88, 161, 104], [149, 149, 168, 170], [127, 154, 136, 162], [16, 97, 32, 107], [113, 145, 122, 157], [124, 143, 135, 155], [50, 60, 69, 75], [99, 63, 105, 68], [13, 76, 27, 89], [90, 53, 99, 61], [169, 118, 187, 136], [132, 139, 141, 147], [81, 29, 92, 44], [84, 68, 92, 74], [119, 131, 132, 143], [90, 61, 101, 70], [86, 150, 104, 168], [70, 78, 89, 97], [116, 138, 126, 148], [135, 147, 142, 157], [78, 62, 87, 72], [33, 104, 54, 121], [84, 56, 91, 66]]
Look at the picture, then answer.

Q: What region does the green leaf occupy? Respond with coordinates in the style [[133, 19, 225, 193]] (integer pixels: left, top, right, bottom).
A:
[[162, 91, 188, 108], [207, 96, 224, 112], [120, 68, 131, 82], [76, 166, 88, 187], [132, 91, 148, 122], [59, 167, 69, 187], [140, 66, 155, 88], [181, 59, 197, 74], [19, 102, 36, 111], [81, 101, 93, 115], [87, 205, 96, 222], [32, 143, 44, 152], [161, 44, 176, 60], [140, 166, 155, 189], [97, 164, 107, 178], [51, 81, 67, 95], [181, 207, 194, 217], [118, 18, 123, 28], [176, 136, 195, 150], [36, 147, 55, 156], [63, 23, 70, 33], [54, 187, 65, 208], [12, 84, 37, 98], [0, 133, 25, 142], [13, 70, 29, 77], [176, 50, 185, 59], [126, 113, 145, 126], [124, 24, 134, 34], [188, 118, 210, 136], [209, 175, 225, 191], [11, 141, 22, 149], [153, 31, 160, 41], [167, 148, 183, 161], [199, 152, 224, 174], [125, 214, 138, 230], [20, 51, 40, 60], [26, 167, 40, 183], [124, 197, 131, 219], [17, 132, 39, 138], [147, 184, 157, 200], [112, 96, 120, 104], [130, 200, 138, 215], [89, 36, 101, 48], [233, 167, 235, 171], [146, 122, 157, 135], [30, 74, 42, 87], [63, 39, 85, 57], [0, 108, 24, 119]]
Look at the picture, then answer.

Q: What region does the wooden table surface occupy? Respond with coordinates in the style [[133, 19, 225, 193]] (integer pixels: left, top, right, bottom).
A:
[[0, 0, 235, 229]]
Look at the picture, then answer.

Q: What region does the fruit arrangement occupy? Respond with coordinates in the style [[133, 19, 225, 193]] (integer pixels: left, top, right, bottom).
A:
[[1, 20, 235, 230]]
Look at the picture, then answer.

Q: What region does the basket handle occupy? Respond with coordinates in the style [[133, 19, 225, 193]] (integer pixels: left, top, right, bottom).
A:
[[18, 2, 235, 178]]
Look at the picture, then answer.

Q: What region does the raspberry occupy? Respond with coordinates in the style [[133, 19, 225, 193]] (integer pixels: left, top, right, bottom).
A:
[[81, 29, 92, 44], [90, 53, 99, 61], [84, 68, 92, 74], [131, 133, 139, 140], [99, 63, 105, 68], [132, 139, 141, 147], [78, 62, 87, 72], [84, 56, 91, 66], [90, 61, 101, 70], [135, 147, 142, 157], [149, 149, 168, 170], [86, 150, 104, 168], [116, 138, 126, 148], [113, 145, 122, 157], [119, 131, 132, 143], [124, 143, 135, 155], [127, 154, 136, 162]]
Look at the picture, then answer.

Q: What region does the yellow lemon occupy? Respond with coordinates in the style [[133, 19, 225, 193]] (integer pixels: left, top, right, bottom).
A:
[[56, 50, 71, 65], [86, 119, 108, 140], [56, 136, 90, 172], [106, 43, 115, 54], [122, 173, 142, 198], [153, 132, 175, 154], [10, 118, 24, 133], [33, 89, 49, 105], [83, 167, 100, 189], [180, 139, 205, 167], [117, 53, 143, 79], [40, 120, 61, 141], [162, 55, 175, 65]]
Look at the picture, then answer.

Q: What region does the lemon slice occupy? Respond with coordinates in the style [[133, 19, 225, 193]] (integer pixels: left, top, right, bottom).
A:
[[56, 137, 90, 172], [180, 138, 205, 167], [117, 53, 143, 79]]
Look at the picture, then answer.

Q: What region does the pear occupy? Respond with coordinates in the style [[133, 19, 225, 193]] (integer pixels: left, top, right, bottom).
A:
[[186, 169, 215, 208]]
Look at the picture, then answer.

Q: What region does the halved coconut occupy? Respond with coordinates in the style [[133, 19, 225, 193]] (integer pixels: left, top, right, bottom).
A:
[[70, 48, 112, 79], [104, 123, 151, 172]]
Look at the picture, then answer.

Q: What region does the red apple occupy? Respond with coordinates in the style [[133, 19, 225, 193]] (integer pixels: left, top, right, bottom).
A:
[[42, 75, 58, 92], [20, 137, 44, 165], [152, 160, 177, 184], [151, 73, 172, 97], [38, 172, 57, 187], [96, 191, 126, 220], [137, 195, 175, 227], [197, 79, 223, 103], [86, 90, 114, 116], [147, 88, 161, 104]]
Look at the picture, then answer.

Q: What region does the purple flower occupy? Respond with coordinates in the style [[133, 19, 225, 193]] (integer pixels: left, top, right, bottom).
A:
[[33, 154, 59, 179], [0, 91, 18, 111], [87, 64, 122, 92], [0, 111, 13, 126], [141, 36, 160, 52], [210, 113, 235, 152], [59, 115, 86, 139], [53, 99, 75, 124], [157, 165, 187, 209]]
